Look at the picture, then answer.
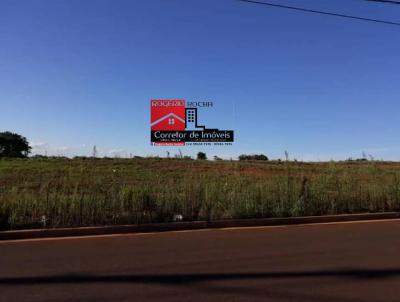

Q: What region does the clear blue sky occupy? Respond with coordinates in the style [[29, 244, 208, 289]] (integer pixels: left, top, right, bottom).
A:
[[1, 0, 400, 160]]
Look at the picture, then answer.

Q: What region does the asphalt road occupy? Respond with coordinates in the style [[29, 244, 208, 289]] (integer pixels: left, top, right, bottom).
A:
[[1, 220, 400, 302]]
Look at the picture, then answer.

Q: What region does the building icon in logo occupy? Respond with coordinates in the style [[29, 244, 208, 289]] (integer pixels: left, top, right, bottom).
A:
[[185, 108, 205, 131]]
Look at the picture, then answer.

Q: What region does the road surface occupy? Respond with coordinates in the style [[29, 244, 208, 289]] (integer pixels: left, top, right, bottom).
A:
[[1, 220, 400, 302]]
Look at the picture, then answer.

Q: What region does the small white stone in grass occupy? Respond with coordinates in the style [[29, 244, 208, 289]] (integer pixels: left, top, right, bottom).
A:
[[40, 215, 47, 227], [173, 214, 183, 222]]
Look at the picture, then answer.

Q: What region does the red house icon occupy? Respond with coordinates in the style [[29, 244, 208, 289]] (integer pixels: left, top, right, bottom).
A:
[[150, 100, 186, 131], [151, 112, 186, 131]]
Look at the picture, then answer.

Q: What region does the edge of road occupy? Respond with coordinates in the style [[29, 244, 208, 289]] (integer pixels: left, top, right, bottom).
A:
[[1, 212, 400, 241]]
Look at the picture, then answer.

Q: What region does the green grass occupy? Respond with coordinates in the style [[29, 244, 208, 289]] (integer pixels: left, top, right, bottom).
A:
[[1, 157, 400, 230]]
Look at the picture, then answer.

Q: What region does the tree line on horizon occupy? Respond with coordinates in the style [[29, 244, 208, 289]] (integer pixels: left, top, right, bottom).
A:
[[0, 131, 271, 161], [0, 131, 380, 162]]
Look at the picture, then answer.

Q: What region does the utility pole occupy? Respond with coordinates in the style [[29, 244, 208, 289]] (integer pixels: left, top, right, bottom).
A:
[[92, 145, 98, 158]]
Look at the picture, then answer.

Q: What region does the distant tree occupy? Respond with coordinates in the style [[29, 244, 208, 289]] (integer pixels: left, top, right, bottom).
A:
[[214, 155, 222, 161], [238, 155, 247, 161], [31, 154, 48, 159], [74, 156, 89, 160], [238, 154, 269, 161], [0, 132, 31, 158], [197, 152, 207, 160], [255, 154, 268, 161]]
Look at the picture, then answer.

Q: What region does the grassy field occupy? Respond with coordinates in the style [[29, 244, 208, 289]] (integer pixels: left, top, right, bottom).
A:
[[1, 157, 400, 230]]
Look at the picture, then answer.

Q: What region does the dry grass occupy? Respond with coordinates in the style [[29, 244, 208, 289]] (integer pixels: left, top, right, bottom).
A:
[[0, 157, 400, 230]]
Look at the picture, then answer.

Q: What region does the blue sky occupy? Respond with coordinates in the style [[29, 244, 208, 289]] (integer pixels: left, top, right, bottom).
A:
[[1, 0, 400, 160]]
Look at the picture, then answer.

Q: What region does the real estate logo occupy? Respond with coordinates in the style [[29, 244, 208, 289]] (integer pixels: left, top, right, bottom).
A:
[[150, 100, 234, 146]]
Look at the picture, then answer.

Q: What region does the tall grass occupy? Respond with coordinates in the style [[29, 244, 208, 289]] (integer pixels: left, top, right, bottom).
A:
[[0, 158, 399, 230]]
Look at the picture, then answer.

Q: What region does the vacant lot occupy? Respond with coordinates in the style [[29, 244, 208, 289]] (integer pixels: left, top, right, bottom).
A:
[[1, 158, 400, 230]]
